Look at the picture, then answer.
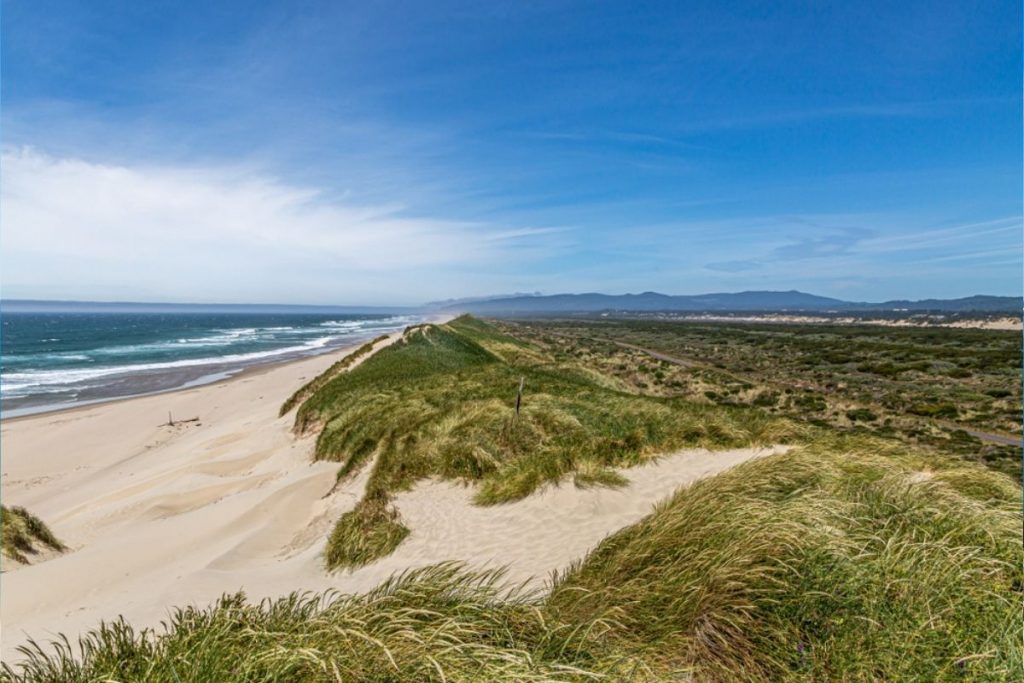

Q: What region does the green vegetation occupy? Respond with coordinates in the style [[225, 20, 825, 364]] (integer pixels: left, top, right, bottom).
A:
[[1, 506, 65, 564], [844, 407, 877, 422], [2, 564, 639, 683], [547, 437, 1022, 681], [6, 438, 1020, 682], [279, 334, 390, 416], [5, 317, 1020, 681], [294, 316, 800, 569], [326, 495, 410, 569], [509, 318, 1022, 478]]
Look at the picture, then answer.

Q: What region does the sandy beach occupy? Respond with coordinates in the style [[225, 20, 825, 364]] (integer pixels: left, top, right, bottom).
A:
[[1, 331, 782, 659]]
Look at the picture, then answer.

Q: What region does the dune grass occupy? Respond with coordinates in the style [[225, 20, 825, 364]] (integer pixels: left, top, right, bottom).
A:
[[278, 334, 390, 417], [546, 436, 1023, 681], [5, 438, 1020, 682], [294, 316, 802, 569], [1, 563, 642, 683], [1, 506, 65, 564]]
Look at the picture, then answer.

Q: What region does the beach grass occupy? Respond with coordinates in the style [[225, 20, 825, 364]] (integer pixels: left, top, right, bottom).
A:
[[1, 506, 65, 564], [5, 438, 1020, 682], [1, 563, 637, 683], [546, 435, 1023, 681], [293, 316, 803, 569], [278, 334, 390, 417]]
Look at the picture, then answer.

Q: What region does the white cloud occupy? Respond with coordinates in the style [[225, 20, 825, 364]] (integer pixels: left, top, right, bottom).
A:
[[0, 148, 563, 304]]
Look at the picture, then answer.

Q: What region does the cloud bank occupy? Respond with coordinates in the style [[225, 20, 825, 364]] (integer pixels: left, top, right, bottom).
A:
[[1, 149, 564, 304]]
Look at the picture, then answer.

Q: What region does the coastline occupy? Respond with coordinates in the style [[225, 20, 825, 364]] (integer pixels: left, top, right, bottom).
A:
[[0, 337, 363, 424], [1, 315, 428, 422], [0, 313, 776, 659], [0, 331, 397, 657]]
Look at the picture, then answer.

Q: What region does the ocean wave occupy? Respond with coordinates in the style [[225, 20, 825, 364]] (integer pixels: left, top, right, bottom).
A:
[[320, 320, 364, 328], [1, 335, 336, 395], [1, 315, 417, 401]]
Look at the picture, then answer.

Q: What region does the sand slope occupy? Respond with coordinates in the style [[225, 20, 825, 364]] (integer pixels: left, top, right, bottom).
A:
[[1, 337, 783, 659]]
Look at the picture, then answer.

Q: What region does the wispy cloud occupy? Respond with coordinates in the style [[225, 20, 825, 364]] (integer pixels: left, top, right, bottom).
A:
[[518, 128, 705, 151], [905, 247, 1023, 265], [859, 216, 1022, 252], [770, 225, 873, 260], [706, 221, 873, 272], [483, 226, 571, 242], [705, 259, 760, 273], [0, 148, 565, 304], [675, 97, 1014, 134]]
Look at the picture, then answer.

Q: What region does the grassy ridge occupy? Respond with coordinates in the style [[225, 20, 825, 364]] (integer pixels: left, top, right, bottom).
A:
[[1, 506, 65, 564], [278, 334, 390, 417], [6, 440, 1020, 682], [296, 316, 801, 569]]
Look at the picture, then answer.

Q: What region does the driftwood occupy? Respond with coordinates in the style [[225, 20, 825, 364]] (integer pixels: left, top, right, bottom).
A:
[[161, 412, 200, 427]]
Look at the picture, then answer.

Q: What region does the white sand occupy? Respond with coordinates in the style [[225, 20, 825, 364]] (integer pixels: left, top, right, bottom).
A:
[[672, 314, 1022, 330], [1, 335, 783, 659]]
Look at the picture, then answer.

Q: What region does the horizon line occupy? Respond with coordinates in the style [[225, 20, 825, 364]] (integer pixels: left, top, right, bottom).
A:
[[2, 289, 1021, 311]]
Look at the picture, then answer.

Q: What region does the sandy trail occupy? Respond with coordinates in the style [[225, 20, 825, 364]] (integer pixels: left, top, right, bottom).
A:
[[1, 334, 784, 660]]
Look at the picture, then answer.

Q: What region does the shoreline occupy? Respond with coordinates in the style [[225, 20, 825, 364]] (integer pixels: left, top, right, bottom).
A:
[[0, 312, 779, 660], [1, 312, 452, 423], [0, 340, 355, 425], [0, 321, 420, 423]]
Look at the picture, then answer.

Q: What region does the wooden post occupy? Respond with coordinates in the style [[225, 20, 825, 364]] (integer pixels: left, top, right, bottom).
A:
[[514, 377, 524, 419], [167, 411, 174, 426]]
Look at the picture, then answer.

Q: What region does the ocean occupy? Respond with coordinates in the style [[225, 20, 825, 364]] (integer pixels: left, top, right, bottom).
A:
[[1, 310, 419, 417]]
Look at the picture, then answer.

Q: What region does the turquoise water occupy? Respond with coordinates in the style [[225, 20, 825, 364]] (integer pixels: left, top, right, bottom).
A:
[[1, 311, 417, 416]]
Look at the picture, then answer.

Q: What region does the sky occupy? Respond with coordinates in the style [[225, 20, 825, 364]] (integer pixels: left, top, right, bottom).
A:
[[1, 0, 1021, 305]]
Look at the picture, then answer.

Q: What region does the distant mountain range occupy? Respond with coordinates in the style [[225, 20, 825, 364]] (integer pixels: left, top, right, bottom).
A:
[[3, 291, 1019, 316], [435, 291, 1022, 315]]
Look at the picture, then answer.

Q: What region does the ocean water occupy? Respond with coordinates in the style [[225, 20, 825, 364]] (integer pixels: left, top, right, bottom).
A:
[[1, 311, 418, 417]]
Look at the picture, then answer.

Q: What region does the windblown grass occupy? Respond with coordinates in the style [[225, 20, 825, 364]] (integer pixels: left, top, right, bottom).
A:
[[279, 334, 390, 417], [1, 506, 65, 564], [325, 494, 410, 569], [1, 564, 646, 683], [6, 440, 1020, 681], [547, 435, 1024, 681], [295, 316, 802, 569]]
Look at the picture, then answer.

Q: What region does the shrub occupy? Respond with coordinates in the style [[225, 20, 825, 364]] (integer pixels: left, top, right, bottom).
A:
[[1, 506, 65, 564], [908, 402, 959, 419], [845, 408, 877, 422]]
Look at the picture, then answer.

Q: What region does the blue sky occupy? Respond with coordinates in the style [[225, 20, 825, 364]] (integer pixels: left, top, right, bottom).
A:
[[2, 1, 1020, 305]]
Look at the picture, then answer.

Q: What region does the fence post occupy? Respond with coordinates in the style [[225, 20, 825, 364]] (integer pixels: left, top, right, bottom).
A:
[[515, 376, 524, 419]]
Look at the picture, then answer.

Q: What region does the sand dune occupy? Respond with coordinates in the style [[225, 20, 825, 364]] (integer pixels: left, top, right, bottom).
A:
[[1, 333, 783, 659]]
